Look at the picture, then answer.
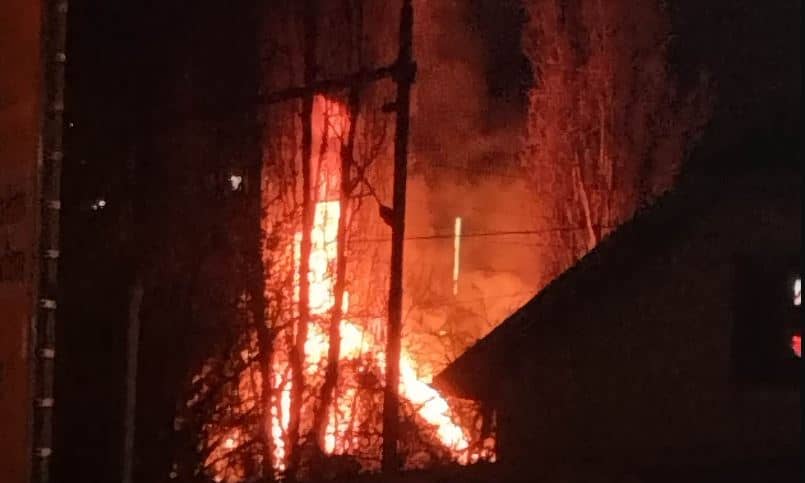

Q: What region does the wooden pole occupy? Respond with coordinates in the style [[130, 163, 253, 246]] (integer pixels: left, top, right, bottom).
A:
[[382, 0, 415, 474]]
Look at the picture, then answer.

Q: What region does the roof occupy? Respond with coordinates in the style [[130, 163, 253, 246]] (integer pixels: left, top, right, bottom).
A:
[[432, 124, 800, 401]]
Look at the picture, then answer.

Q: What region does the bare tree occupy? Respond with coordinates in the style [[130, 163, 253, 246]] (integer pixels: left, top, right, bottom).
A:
[[312, 87, 359, 453], [176, 2, 474, 480], [522, 0, 710, 271], [285, 0, 318, 477]]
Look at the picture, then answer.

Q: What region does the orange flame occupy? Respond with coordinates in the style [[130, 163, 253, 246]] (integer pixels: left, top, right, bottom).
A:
[[206, 96, 490, 480], [282, 199, 470, 458]]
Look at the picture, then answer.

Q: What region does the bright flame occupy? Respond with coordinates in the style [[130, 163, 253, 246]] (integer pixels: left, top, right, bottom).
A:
[[293, 201, 341, 316], [206, 96, 488, 480], [284, 198, 470, 458], [793, 277, 800, 306], [301, 320, 470, 454]]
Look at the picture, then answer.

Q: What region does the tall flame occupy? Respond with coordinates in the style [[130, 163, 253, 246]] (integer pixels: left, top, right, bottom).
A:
[[205, 96, 489, 481], [282, 199, 470, 458]]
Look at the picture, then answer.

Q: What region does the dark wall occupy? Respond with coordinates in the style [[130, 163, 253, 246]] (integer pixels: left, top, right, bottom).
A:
[[495, 166, 800, 479], [0, 1, 41, 480]]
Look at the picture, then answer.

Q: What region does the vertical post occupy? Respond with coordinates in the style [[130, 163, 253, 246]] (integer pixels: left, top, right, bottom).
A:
[[33, 1, 68, 482], [382, 0, 415, 474], [452, 217, 462, 296]]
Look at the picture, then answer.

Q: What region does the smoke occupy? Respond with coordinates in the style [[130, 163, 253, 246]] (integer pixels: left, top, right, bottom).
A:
[[411, 0, 525, 176], [403, 0, 541, 371]]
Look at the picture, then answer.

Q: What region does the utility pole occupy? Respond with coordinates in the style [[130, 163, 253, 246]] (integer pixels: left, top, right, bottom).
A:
[[32, 1, 68, 483], [382, 0, 415, 474]]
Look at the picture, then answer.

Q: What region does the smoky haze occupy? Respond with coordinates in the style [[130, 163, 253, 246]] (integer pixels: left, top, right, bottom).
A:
[[404, 0, 540, 371]]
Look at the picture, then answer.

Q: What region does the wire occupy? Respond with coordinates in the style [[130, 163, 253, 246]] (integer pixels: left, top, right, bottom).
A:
[[422, 163, 524, 179], [411, 290, 536, 311], [349, 225, 616, 243]]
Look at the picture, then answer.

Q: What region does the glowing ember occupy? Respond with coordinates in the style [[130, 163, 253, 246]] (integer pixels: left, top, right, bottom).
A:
[[791, 335, 801, 358]]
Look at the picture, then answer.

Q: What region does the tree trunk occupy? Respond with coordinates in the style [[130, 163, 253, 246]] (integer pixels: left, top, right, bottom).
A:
[[312, 88, 360, 454], [573, 164, 598, 251], [242, 2, 276, 478], [248, 113, 274, 483], [287, 1, 317, 478], [256, 322, 275, 482]]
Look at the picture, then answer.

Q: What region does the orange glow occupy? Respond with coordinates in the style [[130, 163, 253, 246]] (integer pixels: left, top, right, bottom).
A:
[[792, 335, 801, 358], [205, 96, 491, 480], [285, 197, 470, 458], [273, 94, 474, 465]]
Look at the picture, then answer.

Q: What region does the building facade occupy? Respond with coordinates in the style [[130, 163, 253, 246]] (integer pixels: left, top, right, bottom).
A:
[[435, 135, 801, 481]]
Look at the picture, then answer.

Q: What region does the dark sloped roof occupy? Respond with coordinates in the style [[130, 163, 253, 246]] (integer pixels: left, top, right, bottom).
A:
[[432, 181, 702, 399], [432, 124, 800, 400]]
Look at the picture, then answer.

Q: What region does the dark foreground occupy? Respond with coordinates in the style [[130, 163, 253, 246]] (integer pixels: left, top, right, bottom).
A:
[[321, 457, 800, 483]]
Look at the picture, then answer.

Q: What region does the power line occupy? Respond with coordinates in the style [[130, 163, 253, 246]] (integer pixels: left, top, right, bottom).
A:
[[423, 163, 524, 179], [349, 225, 617, 243], [411, 290, 536, 311]]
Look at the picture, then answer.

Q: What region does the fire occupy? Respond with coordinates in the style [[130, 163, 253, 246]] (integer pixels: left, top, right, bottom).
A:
[[280, 198, 470, 459], [292, 201, 342, 317], [204, 96, 487, 480], [277, 96, 472, 468]]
